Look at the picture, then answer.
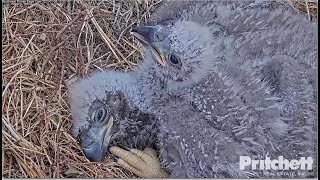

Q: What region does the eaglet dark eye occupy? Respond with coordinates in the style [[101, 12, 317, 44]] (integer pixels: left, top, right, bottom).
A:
[[169, 54, 181, 66], [93, 106, 108, 123]]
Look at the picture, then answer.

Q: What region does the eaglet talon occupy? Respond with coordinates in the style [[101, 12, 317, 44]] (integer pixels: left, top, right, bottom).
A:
[[109, 146, 169, 178]]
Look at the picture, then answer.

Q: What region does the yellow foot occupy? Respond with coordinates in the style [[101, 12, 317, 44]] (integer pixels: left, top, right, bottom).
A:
[[109, 146, 169, 178]]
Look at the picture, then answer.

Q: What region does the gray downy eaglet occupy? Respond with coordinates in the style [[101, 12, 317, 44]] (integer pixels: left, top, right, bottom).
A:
[[68, 1, 317, 178], [67, 71, 158, 163], [123, 1, 317, 178]]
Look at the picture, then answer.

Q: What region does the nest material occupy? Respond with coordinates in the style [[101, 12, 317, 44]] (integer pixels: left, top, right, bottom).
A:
[[2, 1, 161, 178], [1, 0, 317, 178], [286, 0, 318, 21]]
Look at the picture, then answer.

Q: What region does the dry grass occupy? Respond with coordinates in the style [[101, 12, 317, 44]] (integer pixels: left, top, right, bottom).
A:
[[1, 0, 317, 178], [286, 0, 318, 21], [2, 1, 161, 178]]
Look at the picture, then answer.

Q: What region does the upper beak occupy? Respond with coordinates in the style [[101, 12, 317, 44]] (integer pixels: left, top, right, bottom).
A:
[[80, 117, 114, 162], [131, 26, 159, 45], [131, 25, 167, 66]]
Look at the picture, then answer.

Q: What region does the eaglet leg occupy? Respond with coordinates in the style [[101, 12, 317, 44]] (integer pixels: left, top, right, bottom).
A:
[[109, 146, 169, 178]]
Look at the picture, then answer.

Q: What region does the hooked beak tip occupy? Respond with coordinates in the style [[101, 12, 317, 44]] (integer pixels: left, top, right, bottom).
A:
[[80, 117, 114, 162], [130, 26, 168, 67], [130, 25, 159, 44]]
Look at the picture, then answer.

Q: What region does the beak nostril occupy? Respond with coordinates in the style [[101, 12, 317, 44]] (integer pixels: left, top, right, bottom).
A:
[[88, 141, 94, 147], [82, 140, 95, 149], [154, 33, 160, 41]]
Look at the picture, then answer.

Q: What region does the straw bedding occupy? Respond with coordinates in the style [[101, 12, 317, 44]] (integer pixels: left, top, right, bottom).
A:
[[2, 0, 317, 178]]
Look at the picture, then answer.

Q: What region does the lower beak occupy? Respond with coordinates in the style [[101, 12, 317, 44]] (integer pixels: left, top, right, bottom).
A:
[[81, 117, 114, 162], [131, 26, 167, 66]]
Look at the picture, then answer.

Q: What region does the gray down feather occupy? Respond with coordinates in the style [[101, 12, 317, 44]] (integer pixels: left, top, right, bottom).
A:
[[68, 1, 317, 178], [145, 1, 317, 177], [68, 72, 159, 152]]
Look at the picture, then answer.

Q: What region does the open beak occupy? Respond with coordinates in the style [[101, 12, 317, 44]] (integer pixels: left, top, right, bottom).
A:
[[131, 25, 167, 66], [80, 117, 114, 162]]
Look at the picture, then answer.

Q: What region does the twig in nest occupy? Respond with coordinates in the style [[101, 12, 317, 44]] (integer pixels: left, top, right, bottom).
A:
[[52, 51, 66, 98], [305, 0, 311, 21], [41, 41, 66, 72], [76, 47, 86, 77], [56, 13, 84, 39], [80, 2, 128, 64]]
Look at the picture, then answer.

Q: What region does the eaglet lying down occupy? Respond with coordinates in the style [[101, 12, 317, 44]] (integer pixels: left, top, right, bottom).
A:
[[68, 69, 171, 178], [68, 1, 317, 178], [67, 72, 159, 163]]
